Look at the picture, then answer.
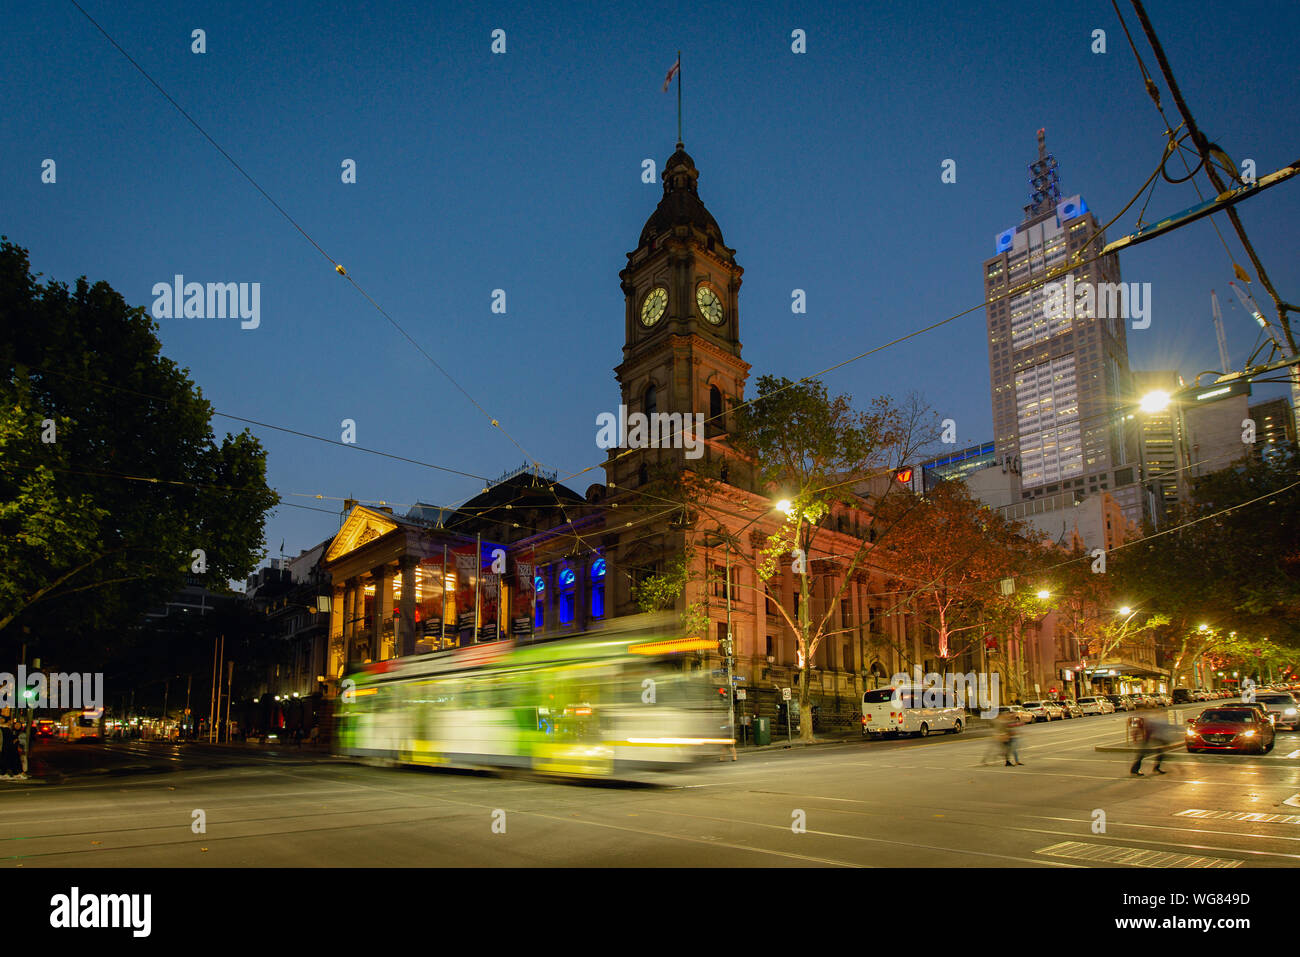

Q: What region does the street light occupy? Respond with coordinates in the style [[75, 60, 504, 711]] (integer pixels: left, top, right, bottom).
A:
[[1119, 606, 1132, 616], [712, 497, 793, 755], [1036, 589, 1051, 600], [1139, 390, 1172, 413]]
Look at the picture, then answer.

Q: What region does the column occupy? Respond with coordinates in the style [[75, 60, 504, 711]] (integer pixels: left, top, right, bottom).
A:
[[342, 578, 358, 667], [399, 557, 417, 658], [372, 565, 393, 660]]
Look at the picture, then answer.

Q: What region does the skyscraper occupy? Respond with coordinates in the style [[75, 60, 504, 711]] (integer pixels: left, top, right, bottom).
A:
[[983, 130, 1141, 523]]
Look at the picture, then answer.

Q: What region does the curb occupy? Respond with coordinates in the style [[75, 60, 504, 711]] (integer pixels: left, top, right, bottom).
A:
[[1094, 742, 1185, 753]]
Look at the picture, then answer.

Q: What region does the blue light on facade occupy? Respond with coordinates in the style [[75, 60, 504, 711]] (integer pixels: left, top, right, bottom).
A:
[[559, 568, 576, 587], [591, 558, 606, 579], [534, 575, 545, 593]]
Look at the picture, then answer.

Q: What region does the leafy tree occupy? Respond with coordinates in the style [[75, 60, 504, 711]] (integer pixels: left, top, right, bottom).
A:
[[0, 238, 278, 668], [872, 480, 1044, 672], [728, 376, 935, 741]]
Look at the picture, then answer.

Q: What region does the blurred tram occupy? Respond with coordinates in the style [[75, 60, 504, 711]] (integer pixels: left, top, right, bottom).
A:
[[61, 707, 103, 741], [337, 614, 731, 778]]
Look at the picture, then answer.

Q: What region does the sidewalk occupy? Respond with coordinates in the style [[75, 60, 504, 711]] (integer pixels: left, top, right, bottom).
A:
[[739, 715, 999, 752]]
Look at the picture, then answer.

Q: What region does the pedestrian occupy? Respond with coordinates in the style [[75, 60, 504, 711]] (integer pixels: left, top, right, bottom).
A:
[[1131, 715, 1177, 775], [996, 710, 1023, 766], [0, 718, 24, 778]]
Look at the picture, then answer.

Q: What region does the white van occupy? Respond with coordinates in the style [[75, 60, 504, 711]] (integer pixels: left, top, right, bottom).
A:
[[861, 686, 964, 739]]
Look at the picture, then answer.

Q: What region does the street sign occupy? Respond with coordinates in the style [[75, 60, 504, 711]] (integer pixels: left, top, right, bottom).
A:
[[736, 689, 747, 700], [732, 676, 745, 683], [782, 687, 791, 700]]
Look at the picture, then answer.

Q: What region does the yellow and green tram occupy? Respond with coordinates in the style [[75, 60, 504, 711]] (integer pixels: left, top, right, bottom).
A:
[[336, 615, 731, 778]]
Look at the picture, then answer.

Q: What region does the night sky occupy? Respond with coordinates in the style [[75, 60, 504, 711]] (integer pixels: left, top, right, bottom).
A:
[[5, 0, 1297, 573]]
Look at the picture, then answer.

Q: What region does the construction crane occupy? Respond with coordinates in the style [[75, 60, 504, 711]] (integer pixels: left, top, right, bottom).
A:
[[1211, 289, 1230, 373]]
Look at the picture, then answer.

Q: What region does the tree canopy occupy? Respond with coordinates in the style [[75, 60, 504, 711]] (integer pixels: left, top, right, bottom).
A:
[[0, 238, 278, 666]]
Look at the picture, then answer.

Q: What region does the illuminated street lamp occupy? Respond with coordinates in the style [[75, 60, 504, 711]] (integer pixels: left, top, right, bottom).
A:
[[1139, 390, 1172, 414], [1036, 589, 1050, 600]]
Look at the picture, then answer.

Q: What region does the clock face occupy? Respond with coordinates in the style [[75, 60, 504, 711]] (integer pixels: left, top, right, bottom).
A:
[[640, 287, 667, 327], [697, 285, 724, 325]]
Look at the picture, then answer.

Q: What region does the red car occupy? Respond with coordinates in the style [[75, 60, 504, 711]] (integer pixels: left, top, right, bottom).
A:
[[1186, 707, 1275, 754]]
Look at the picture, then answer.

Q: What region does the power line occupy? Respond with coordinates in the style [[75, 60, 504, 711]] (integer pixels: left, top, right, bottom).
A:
[[66, 0, 539, 468]]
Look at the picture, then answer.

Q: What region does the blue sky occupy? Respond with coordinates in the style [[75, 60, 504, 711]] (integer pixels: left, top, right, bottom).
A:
[[4, 0, 1298, 572]]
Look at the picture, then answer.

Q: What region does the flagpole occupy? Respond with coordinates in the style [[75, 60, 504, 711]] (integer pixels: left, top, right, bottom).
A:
[[676, 49, 682, 145]]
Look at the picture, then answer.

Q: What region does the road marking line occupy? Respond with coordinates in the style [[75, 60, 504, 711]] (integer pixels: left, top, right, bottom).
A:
[[1035, 840, 1241, 868], [1177, 808, 1300, 824]]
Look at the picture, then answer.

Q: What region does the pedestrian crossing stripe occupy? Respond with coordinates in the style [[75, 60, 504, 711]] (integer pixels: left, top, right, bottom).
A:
[[1035, 841, 1241, 868], [1177, 808, 1300, 824]]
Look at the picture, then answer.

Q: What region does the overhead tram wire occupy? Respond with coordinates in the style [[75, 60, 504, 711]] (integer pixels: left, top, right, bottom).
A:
[[554, 144, 1183, 499], [66, 1, 599, 560], [66, 5, 1292, 565], [22, 365, 492, 484], [18, 363, 710, 552], [1129, 0, 1300, 352], [66, 0, 539, 470]]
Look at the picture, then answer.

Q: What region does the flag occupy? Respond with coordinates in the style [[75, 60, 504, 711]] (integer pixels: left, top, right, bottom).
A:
[[662, 58, 679, 93]]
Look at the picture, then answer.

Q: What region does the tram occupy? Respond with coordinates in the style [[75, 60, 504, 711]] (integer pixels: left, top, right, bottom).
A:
[[336, 614, 731, 777]]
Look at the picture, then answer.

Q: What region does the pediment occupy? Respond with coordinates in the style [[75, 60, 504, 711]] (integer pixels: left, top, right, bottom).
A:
[[324, 507, 401, 563]]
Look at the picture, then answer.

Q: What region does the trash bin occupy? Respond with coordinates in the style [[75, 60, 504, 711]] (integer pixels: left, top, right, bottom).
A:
[[753, 716, 771, 746]]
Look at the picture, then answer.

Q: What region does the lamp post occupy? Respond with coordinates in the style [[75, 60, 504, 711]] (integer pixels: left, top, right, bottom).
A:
[[710, 498, 790, 757]]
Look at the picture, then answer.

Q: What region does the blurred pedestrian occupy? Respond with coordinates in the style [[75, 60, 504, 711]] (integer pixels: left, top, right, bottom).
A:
[[996, 710, 1023, 766], [1131, 716, 1178, 775], [0, 718, 23, 778]]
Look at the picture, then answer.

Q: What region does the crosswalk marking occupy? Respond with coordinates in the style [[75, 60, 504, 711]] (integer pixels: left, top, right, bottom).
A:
[[1036, 840, 1240, 868], [1177, 808, 1300, 825]]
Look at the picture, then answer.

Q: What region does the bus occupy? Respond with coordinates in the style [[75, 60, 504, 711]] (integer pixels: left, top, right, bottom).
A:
[[337, 614, 731, 778], [61, 707, 104, 741]]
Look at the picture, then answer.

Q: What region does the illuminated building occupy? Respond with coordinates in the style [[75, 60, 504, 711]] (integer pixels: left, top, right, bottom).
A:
[[983, 130, 1142, 525]]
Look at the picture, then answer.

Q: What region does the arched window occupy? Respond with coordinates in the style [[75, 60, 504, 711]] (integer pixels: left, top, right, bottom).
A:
[[590, 558, 606, 619], [558, 566, 576, 625], [644, 384, 658, 417], [709, 385, 723, 420]]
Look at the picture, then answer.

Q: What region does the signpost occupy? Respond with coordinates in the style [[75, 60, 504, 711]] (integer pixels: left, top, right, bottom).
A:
[[782, 687, 792, 743]]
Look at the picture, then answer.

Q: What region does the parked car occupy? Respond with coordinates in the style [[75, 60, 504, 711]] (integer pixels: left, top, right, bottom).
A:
[[1106, 694, 1134, 711], [1186, 707, 1275, 754], [1230, 700, 1274, 725], [1021, 701, 1054, 722], [1002, 704, 1034, 725], [1253, 691, 1300, 731], [1077, 696, 1108, 715], [1172, 688, 1194, 704], [1056, 699, 1084, 719]]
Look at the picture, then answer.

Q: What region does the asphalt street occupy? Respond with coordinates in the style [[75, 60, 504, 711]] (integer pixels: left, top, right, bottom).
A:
[[5, 709, 1300, 867]]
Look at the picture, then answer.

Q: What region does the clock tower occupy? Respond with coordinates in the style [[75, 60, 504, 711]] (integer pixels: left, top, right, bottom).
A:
[[609, 143, 750, 489]]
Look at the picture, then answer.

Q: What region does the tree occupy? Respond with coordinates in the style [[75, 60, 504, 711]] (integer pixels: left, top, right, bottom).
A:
[[1109, 447, 1300, 685], [729, 376, 935, 741], [872, 480, 1045, 674], [0, 238, 278, 666]]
